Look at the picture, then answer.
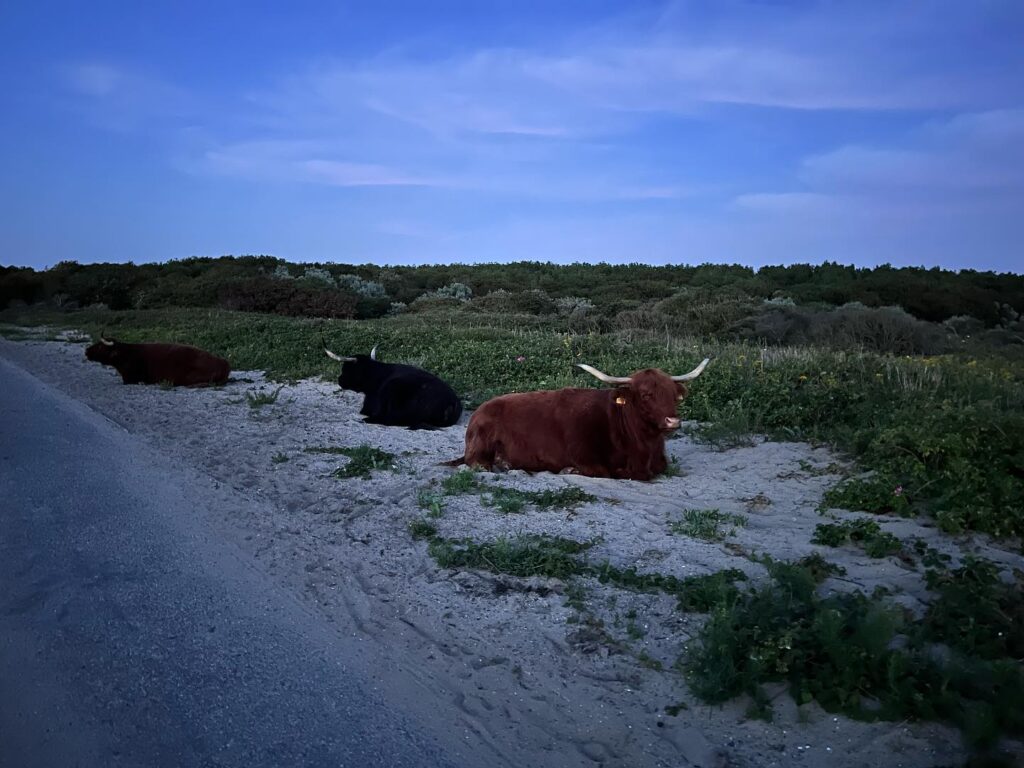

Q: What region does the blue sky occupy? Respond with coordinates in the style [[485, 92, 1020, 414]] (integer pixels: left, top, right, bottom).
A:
[[2, 1, 1022, 271]]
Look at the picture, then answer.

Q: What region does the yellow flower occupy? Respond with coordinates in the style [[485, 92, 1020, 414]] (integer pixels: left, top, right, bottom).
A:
[[799, 374, 808, 381]]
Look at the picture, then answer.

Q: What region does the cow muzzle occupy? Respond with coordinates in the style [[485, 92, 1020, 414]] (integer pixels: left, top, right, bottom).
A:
[[663, 416, 681, 431]]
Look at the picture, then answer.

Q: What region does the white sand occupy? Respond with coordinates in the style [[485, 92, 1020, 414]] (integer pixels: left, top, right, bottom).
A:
[[4, 336, 1021, 768]]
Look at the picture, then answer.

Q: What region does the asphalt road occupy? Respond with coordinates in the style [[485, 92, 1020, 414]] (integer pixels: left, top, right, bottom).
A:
[[0, 356, 467, 768]]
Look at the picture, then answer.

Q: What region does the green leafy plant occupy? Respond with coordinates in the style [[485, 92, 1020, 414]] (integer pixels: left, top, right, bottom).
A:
[[417, 489, 445, 518], [669, 508, 746, 542], [812, 518, 904, 558], [428, 535, 593, 580], [683, 557, 1024, 746], [482, 485, 596, 514], [409, 519, 438, 540], [328, 445, 398, 479]]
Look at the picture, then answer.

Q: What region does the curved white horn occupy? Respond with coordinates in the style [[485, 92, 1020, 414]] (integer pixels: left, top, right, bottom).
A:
[[100, 336, 115, 346], [324, 347, 356, 363], [671, 358, 710, 382], [370, 345, 378, 361], [576, 363, 632, 385]]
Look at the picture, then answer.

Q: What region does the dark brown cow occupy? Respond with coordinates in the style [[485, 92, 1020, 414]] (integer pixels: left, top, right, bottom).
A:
[[451, 359, 709, 481], [85, 337, 230, 387]]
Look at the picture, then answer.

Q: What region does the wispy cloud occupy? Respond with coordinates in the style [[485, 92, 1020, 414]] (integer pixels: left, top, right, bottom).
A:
[[729, 109, 1024, 266], [61, 61, 193, 132], [200, 139, 451, 188], [747, 109, 1024, 206]]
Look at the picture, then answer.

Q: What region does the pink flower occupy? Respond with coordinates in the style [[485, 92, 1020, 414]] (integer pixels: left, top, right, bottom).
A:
[[893, 485, 904, 497], [515, 355, 526, 363]]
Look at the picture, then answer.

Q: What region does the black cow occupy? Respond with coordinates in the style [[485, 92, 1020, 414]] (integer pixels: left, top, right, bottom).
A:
[[324, 343, 463, 429]]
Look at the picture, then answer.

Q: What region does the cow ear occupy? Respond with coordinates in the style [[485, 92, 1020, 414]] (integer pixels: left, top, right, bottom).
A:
[[675, 382, 687, 401]]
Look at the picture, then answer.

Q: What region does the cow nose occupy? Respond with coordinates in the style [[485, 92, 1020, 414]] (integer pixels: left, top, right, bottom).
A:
[[664, 416, 680, 430]]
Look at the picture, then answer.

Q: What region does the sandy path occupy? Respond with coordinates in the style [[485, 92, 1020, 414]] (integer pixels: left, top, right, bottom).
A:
[[4, 337, 1017, 768]]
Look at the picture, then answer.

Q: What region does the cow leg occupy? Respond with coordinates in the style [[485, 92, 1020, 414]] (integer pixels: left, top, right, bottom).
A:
[[361, 381, 407, 426], [360, 390, 386, 423]]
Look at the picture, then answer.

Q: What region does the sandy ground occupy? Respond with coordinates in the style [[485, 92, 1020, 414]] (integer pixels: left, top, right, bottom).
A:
[[3, 336, 1021, 768]]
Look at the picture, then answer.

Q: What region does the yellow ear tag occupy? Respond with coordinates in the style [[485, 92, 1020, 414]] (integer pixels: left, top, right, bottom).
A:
[[615, 396, 627, 405]]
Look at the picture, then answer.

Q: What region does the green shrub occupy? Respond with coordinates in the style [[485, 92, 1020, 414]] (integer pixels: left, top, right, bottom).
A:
[[683, 557, 1024, 745], [811, 518, 904, 558], [924, 557, 1024, 661]]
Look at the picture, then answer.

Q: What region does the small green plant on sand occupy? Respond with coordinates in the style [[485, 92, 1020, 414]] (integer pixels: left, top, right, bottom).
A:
[[271, 452, 289, 464], [417, 489, 446, 518], [441, 468, 596, 513], [408, 519, 438, 540], [328, 445, 398, 479], [483, 485, 596, 514], [590, 563, 747, 612], [428, 535, 593, 580], [441, 468, 481, 495], [669, 508, 746, 542], [245, 385, 284, 409], [659, 456, 684, 478]]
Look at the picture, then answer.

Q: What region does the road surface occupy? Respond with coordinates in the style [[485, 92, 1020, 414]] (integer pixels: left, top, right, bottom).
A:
[[0, 355, 471, 768]]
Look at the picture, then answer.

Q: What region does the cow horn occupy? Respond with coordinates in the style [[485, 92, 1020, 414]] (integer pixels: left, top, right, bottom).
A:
[[100, 335, 115, 346], [671, 358, 710, 382], [370, 345, 378, 361], [576, 364, 632, 385], [322, 333, 356, 363]]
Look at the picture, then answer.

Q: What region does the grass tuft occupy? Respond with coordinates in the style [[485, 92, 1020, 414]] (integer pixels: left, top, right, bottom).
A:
[[669, 508, 746, 542], [483, 485, 596, 514], [442, 468, 596, 514], [441, 468, 481, 495], [409, 519, 438, 540], [428, 535, 593, 580], [417, 489, 446, 518], [324, 445, 398, 479], [245, 385, 284, 409]]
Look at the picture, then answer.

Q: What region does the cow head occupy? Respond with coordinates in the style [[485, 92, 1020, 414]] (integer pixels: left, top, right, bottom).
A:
[[324, 342, 381, 393], [85, 336, 120, 366], [577, 359, 709, 433]]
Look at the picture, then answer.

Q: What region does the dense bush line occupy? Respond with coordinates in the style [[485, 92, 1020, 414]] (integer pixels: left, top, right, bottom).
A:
[[3, 258, 1023, 352]]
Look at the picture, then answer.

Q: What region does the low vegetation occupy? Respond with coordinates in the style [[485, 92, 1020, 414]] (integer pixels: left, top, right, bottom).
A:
[[429, 535, 593, 581], [811, 518, 904, 558], [669, 508, 747, 542], [437, 468, 597, 514], [304, 444, 398, 479], [683, 556, 1024, 746], [245, 385, 284, 409]]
